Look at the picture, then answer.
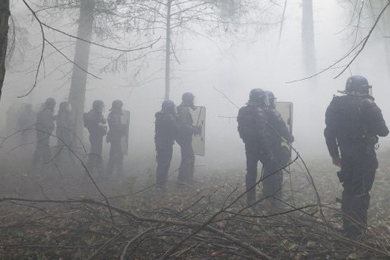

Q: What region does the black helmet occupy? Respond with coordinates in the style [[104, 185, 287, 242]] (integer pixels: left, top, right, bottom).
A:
[[162, 99, 174, 109], [265, 91, 275, 100], [249, 88, 267, 104], [45, 97, 56, 108], [92, 100, 104, 111], [111, 100, 123, 111], [162, 99, 175, 113], [265, 91, 276, 107], [182, 92, 195, 104], [344, 75, 371, 95]]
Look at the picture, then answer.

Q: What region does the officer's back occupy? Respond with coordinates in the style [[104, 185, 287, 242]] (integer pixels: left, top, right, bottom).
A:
[[237, 90, 269, 149], [84, 100, 106, 138], [325, 77, 388, 158], [155, 102, 178, 148]]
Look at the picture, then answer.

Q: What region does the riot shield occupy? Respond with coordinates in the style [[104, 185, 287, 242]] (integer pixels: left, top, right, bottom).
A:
[[275, 102, 293, 157], [275, 102, 293, 134], [189, 106, 206, 156], [121, 110, 130, 155]]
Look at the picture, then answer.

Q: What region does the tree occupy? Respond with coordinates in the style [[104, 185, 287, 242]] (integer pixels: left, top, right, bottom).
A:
[[164, 0, 173, 100], [140, 0, 281, 99], [68, 0, 96, 138], [151, 0, 225, 99], [0, 0, 10, 99], [21, 0, 157, 137], [302, 0, 316, 76], [337, 0, 390, 77]]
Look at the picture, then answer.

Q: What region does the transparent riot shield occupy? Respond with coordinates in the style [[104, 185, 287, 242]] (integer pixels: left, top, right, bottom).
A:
[[189, 106, 206, 156], [120, 110, 130, 155], [275, 102, 293, 157]]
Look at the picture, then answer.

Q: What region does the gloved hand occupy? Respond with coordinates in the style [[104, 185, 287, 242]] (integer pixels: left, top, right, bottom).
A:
[[287, 135, 294, 143], [332, 157, 341, 167]]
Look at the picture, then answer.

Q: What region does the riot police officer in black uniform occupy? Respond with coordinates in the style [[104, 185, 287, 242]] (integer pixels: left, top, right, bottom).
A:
[[83, 100, 107, 177], [56, 101, 75, 165], [33, 98, 56, 166], [264, 91, 294, 203], [106, 100, 126, 178], [155, 100, 179, 190], [324, 76, 388, 239], [176, 92, 201, 184], [237, 89, 276, 206]]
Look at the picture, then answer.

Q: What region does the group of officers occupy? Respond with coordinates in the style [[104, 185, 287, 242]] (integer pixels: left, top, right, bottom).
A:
[[32, 98, 127, 178], [26, 74, 389, 239], [235, 75, 387, 240], [155, 89, 294, 202], [154, 92, 202, 190]]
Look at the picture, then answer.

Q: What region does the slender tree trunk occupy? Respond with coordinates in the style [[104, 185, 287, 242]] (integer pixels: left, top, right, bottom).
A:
[[164, 0, 172, 100], [0, 0, 10, 100], [302, 0, 316, 75], [383, 3, 390, 71], [68, 0, 95, 138]]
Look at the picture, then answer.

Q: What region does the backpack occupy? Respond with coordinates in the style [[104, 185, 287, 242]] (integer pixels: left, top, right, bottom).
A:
[[83, 111, 94, 130]]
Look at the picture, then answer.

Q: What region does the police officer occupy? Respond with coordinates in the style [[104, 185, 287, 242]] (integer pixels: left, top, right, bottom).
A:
[[264, 91, 294, 203], [33, 98, 56, 166], [176, 92, 201, 184], [106, 100, 126, 178], [56, 101, 75, 165], [324, 76, 388, 239], [237, 89, 276, 206], [155, 100, 179, 190], [83, 100, 107, 177]]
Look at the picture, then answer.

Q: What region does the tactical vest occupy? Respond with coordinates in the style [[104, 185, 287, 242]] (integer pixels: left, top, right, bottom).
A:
[[155, 112, 177, 147], [83, 110, 106, 136], [237, 105, 266, 143], [328, 95, 366, 142]]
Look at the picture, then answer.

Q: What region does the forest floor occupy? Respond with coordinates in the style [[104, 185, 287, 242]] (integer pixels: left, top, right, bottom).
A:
[[0, 149, 390, 260]]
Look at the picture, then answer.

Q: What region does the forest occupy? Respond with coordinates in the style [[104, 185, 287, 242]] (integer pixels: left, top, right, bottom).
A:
[[0, 0, 390, 259]]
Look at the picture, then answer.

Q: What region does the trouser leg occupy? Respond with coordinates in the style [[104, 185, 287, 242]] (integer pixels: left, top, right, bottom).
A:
[[89, 137, 104, 177], [245, 148, 258, 205], [262, 167, 282, 200], [342, 189, 370, 238], [37, 134, 52, 164], [156, 146, 173, 190], [116, 152, 124, 176], [107, 140, 123, 176], [106, 155, 114, 176], [178, 141, 195, 184], [341, 155, 377, 238]]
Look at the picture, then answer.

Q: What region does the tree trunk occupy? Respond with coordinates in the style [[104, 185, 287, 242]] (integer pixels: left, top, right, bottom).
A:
[[68, 0, 95, 138], [0, 0, 10, 100], [164, 0, 172, 100], [302, 0, 316, 75], [382, 3, 390, 71]]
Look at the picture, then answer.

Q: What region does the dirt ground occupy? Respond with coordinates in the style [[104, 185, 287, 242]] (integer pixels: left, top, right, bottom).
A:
[[0, 146, 390, 260]]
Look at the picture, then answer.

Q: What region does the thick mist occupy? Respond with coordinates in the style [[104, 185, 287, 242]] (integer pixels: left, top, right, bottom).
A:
[[1, 0, 390, 177]]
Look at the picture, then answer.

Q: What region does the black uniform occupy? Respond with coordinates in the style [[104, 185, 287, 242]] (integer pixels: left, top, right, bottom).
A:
[[106, 110, 125, 177], [176, 103, 197, 184], [325, 94, 388, 238], [155, 109, 179, 190], [56, 102, 75, 165], [33, 105, 56, 165], [84, 109, 107, 176], [238, 102, 276, 205], [264, 108, 294, 200]]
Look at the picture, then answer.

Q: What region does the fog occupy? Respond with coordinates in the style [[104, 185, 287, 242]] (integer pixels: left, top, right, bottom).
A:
[[1, 0, 390, 177]]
